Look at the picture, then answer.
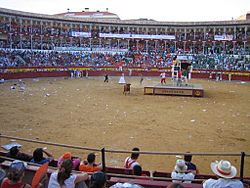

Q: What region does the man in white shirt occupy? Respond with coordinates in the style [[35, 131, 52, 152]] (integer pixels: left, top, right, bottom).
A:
[[160, 72, 166, 84], [124, 147, 140, 169], [203, 160, 243, 188]]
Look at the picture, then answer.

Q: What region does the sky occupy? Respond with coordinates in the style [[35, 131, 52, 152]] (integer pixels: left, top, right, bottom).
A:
[[0, 0, 249, 22]]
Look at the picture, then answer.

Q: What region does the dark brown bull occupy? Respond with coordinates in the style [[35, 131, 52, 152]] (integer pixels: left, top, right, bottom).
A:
[[123, 83, 131, 95]]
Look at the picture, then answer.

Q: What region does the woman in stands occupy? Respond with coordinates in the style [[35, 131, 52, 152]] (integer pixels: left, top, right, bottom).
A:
[[31, 148, 54, 165], [57, 152, 81, 170], [79, 153, 102, 172], [89, 172, 107, 188], [48, 159, 88, 188], [1, 160, 31, 188]]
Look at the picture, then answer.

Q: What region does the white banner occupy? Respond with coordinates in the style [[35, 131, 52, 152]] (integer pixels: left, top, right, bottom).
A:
[[177, 55, 194, 61], [132, 34, 175, 40], [54, 47, 91, 51], [99, 33, 175, 40], [71, 31, 91, 37], [99, 33, 131, 38], [214, 35, 233, 41]]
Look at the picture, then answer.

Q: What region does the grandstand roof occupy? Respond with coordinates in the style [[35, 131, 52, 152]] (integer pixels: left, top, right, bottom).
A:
[[0, 7, 249, 27], [54, 11, 120, 20]]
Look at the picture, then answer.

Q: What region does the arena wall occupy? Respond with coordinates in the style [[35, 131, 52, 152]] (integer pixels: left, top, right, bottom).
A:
[[0, 67, 249, 81]]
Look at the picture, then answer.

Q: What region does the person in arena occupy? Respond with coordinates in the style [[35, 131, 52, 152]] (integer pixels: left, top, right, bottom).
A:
[[104, 74, 109, 83], [124, 147, 140, 169], [48, 159, 88, 188], [139, 73, 144, 85], [31, 147, 54, 165], [79, 153, 102, 172], [160, 72, 166, 84], [202, 160, 243, 188], [1, 160, 31, 188], [171, 159, 195, 183], [177, 69, 183, 86]]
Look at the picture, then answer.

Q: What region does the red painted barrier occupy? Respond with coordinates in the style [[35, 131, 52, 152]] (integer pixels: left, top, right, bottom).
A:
[[0, 71, 69, 80], [0, 68, 249, 81]]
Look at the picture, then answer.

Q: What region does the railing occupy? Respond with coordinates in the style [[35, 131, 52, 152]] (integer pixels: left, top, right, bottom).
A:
[[1, 134, 249, 182]]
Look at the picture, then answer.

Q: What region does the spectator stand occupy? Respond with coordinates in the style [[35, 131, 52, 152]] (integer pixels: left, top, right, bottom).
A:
[[0, 134, 250, 187]]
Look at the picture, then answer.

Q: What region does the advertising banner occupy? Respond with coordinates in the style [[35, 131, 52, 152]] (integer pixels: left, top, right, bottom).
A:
[[214, 35, 233, 41], [71, 31, 91, 37], [99, 33, 175, 40]]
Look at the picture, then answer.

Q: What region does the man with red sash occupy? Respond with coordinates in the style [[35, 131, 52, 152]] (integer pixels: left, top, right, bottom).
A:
[[124, 148, 140, 169]]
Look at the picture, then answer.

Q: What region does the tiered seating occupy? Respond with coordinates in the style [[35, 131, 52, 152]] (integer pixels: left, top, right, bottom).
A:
[[0, 49, 249, 71]]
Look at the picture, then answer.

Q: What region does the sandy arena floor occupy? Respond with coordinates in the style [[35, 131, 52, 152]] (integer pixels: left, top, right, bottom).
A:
[[0, 76, 249, 176]]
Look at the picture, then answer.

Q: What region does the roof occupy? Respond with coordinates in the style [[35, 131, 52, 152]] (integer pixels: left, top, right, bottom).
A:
[[0, 7, 249, 26], [55, 11, 117, 16], [54, 11, 120, 19]]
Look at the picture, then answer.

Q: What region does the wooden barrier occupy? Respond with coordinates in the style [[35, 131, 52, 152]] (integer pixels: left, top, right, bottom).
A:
[[0, 68, 249, 81], [144, 84, 204, 97]]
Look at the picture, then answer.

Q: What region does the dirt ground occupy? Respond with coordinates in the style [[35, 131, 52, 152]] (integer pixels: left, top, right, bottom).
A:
[[0, 76, 250, 176]]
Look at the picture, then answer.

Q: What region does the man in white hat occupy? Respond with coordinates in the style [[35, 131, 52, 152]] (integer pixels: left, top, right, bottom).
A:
[[203, 160, 243, 188], [171, 159, 195, 183]]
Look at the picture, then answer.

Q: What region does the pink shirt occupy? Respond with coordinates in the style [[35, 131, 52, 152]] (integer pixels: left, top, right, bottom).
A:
[[57, 157, 80, 170]]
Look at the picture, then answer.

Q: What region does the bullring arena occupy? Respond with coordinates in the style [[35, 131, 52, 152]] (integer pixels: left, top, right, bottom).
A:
[[0, 4, 250, 188], [1, 76, 250, 173]]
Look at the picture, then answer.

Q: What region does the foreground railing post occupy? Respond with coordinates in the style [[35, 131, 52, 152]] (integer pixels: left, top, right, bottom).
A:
[[240, 151, 245, 182], [101, 148, 106, 173]]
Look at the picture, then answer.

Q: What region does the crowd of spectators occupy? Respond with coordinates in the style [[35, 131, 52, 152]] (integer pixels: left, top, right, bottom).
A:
[[0, 49, 249, 71], [192, 54, 250, 71], [1, 20, 250, 40], [1, 18, 250, 56], [1, 19, 250, 72], [0, 38, 249, 56], [0, 146, 245, 188]]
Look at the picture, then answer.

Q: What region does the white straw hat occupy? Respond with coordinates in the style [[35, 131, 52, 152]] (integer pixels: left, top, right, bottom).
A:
[[210, 160, 237, 179], [174, 159, 187, 173]]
